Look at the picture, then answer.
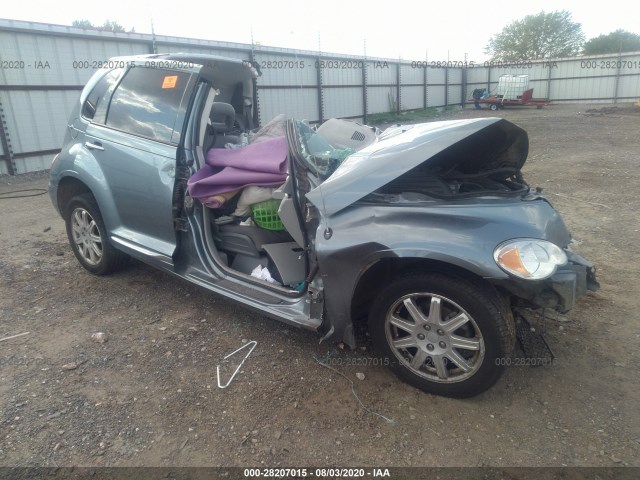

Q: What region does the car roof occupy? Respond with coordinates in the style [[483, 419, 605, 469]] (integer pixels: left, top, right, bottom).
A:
[[111, 52, 247, 66], [110, 52, 258, 90]]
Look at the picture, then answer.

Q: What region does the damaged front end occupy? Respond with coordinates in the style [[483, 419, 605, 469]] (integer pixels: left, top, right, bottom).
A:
[[304, 117, 599, 350], [495, 247, 600, 314], [284, 114, 603, 396], [499, 247, 599, 364], [307, 117, 531, 216]]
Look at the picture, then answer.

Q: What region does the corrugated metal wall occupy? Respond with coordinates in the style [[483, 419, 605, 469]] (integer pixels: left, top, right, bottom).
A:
[[1, 18, 639, 174], [464, 53, 640, 102], [0, 21, 155, 174]]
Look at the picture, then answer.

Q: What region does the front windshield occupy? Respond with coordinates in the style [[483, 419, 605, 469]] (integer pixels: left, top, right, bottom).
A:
[[294, 120, 355, 181]]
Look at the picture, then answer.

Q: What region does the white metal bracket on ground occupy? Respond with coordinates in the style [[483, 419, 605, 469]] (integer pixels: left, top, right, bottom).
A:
[[216, 340, 257, 389]]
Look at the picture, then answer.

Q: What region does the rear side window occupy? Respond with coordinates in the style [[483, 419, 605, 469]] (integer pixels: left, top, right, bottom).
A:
[[82, 68, 123, 122], [106, 67, 192, 144]]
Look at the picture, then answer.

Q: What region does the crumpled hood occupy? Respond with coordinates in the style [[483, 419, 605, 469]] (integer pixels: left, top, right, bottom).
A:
[[306, 117, 528, 216]]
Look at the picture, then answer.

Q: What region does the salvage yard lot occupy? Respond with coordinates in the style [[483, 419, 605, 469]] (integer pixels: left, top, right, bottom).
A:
[[0, 103, 639, 468]]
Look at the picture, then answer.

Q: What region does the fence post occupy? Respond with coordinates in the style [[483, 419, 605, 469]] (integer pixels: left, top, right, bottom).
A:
[[362, 59, 368, 123], [316, 55, 324, 124], [0, 95, 16, 175], [547, 63, 552, 100], [444, 67, 449, 107], [461, 66, 467, 108], [613, 52, 622, 103], [423, 64, 427, 110], [150, 19, 158, 54], [396, 61, 401, 114]]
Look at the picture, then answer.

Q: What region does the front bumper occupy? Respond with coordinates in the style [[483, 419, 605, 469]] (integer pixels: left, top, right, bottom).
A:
[[492, 250, 599, 313], [549, 250, 599, 312]]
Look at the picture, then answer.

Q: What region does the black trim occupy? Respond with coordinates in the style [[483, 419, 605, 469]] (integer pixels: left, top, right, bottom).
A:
[[387, 83, 450, 88], [256, 84, 317, 89], [12, 148, 60, 159], [321, 84, 362, 89]]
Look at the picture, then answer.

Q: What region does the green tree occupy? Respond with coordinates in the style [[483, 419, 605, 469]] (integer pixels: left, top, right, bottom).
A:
[[101, 20, 126, 33], [485, 10, 584, 61], [583, 30, 640, 55], [71, 19, 94, 28], [71, 19, 131, 33]]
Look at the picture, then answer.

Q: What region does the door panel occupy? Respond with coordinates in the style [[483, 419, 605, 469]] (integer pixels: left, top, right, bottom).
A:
[[82, 66, 197, 258], [84, 124, 178, 256]]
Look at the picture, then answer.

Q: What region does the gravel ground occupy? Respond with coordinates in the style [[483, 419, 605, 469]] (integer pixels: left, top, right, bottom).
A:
[[0, 103, 639, 469]]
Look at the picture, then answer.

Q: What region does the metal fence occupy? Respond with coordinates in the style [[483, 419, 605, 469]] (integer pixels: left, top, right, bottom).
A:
[[1, 18, 639, 175]]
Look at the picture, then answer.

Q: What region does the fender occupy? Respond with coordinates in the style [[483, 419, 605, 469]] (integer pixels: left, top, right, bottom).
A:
[[54, 143, 123, 235], [315, 199, 571, 345]]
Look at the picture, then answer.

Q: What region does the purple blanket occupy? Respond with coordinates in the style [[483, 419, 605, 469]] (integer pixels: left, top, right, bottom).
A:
[[188, 136, 288, 199]]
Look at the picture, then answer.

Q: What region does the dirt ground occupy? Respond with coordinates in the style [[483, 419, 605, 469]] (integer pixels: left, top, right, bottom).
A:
[[0, 103, 639, 469]]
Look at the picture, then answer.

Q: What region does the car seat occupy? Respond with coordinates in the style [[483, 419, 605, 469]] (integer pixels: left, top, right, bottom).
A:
[[208, 102, 240, 149]]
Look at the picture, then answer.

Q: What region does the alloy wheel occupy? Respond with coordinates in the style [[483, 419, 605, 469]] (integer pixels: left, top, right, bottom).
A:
[[385, 293, 485, 383], [70, 207, 103, 266]]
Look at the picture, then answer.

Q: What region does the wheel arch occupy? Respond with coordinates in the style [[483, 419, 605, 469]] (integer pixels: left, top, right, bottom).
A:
[[57, 176, 93, 216], [350, 257, 510, 332], [64, 191, 129, 275], [365, 268, 517, 397], [55, 172, 121, 234]]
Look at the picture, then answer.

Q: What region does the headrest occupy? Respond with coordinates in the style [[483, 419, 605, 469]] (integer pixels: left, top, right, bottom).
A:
[[210, 102, 235, 132]]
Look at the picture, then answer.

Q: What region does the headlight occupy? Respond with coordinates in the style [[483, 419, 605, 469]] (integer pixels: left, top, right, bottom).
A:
[[494, 239, 567, 280]]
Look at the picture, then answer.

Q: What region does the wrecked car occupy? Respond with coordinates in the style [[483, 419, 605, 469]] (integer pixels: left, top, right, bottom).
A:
[[48, 53, 599, 398]]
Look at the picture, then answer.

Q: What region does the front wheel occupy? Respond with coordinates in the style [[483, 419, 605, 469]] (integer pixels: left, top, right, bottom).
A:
[[65, 193, 128, 275], [490, 103, 499, 111], [369, 273, 514, 398]]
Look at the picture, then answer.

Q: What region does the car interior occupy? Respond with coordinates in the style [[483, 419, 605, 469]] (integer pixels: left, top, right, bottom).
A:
[[187, 59, 379, 293], [193, 81, 310, 293]]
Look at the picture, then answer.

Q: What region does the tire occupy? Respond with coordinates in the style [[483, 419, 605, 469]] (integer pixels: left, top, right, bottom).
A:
[[490, 104, 499, 111], [65, 193, 128, 275], [369, 273, 515, 398]]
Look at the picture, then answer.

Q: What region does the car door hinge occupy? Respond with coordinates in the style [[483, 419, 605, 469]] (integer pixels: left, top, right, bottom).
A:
[[174, 218, 189, 232], [176, 165, 191, 180]]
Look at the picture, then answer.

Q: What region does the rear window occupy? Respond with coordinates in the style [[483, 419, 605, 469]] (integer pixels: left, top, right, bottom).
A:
[[82, 68, 123, 122], [105, 67, 192, 144]]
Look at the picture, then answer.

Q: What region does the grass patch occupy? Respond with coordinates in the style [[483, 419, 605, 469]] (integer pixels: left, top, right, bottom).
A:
[[367, 107, 440, 124]]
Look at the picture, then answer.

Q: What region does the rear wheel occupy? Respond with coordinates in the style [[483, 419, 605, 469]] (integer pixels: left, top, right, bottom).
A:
[[369, 273, 514, 398], [65, 194, 128, 275], [490, 104, 499, 111]]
